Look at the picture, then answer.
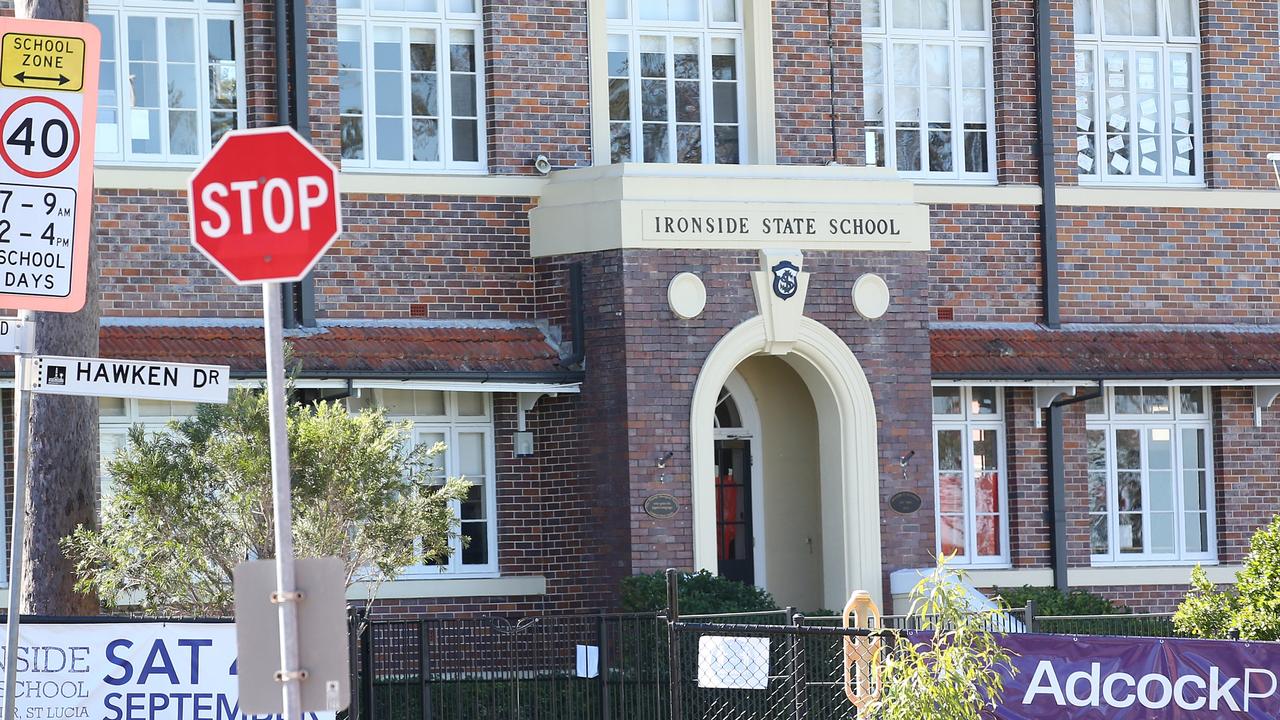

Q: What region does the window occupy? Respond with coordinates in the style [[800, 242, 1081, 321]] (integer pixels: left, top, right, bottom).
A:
[[89, 0, 244, 164], [605, 0, 745, 164], [337, 0, 484, 171], [862, 0, 994, 180], [932, 386, 1007, 566], [99, 398, 196, 499], [1086, 386, 1214, 564], [1074, 0, 1200, 183], [356, 389, 497, 576]]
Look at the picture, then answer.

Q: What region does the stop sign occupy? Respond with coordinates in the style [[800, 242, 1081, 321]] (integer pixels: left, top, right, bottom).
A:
[[188, 126, 341, 284]]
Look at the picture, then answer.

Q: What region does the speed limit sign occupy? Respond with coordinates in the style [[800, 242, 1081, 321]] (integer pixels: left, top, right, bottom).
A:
[[0, 18, 98, 312]]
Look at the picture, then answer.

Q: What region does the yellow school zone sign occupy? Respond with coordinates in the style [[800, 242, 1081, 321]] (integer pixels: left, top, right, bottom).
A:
[[0, 31, 85, 91]]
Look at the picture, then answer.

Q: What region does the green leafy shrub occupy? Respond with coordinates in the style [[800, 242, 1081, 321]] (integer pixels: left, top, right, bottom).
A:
[[620, 570, 778, 614], [871, 560, 1015, 720], [1174, 515, 1280, 640], [992, 585, 1128, 616]]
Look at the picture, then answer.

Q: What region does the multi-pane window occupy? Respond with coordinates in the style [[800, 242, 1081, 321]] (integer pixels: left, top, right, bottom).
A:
[[606, 0, 745, 164], [99, 398, 196, 500], [89, 0, 244, 163], [337, 0, 484, 171], [932, 386, 1008, 566], [357, 389, 497, 576], [1074, 0, 1200, 183], [1086, 386, 1214, 564], [862, 0, 994, 179]]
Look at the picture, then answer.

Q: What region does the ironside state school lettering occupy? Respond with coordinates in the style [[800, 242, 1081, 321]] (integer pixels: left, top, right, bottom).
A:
[[648, 213, 902, 239]]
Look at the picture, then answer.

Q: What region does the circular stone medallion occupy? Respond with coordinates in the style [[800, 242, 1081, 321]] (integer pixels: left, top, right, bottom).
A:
[[852, 273, 891, 319], [667, 272, 707, 319]]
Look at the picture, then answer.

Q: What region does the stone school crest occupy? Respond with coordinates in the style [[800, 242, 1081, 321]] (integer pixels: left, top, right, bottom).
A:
[[771, 260, 800, 300]]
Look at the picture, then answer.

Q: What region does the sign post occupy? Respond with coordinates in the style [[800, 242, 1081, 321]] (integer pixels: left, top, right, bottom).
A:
[[0, 17, 99, 720], [188, 126, 342, 720]]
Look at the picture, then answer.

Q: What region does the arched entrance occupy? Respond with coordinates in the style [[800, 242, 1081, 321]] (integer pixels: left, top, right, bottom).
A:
[[691, 316, 882, 610]]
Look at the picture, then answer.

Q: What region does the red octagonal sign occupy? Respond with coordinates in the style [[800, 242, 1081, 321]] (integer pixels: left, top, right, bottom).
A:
[[188, 126, 341, 284]]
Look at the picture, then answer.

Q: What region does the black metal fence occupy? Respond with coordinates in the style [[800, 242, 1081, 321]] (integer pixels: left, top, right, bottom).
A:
[[346, 583, 1185, 720]]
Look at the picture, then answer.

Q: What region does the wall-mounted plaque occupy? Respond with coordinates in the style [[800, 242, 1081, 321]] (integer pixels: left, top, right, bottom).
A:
[[644, 493, 680, 519], [890, 491, 922, 515]]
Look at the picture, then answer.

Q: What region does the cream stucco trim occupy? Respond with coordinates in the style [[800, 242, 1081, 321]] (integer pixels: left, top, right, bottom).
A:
[[914, 184, 1043, 206], [959, 565, 1241, 591], [346, 575, 547, 601], [587, 0, 777, 165], [1060, 186, 1280, 210], [690, 315, 882, 609], [342, 173, 546, 197], [96, 167, 191, 190]]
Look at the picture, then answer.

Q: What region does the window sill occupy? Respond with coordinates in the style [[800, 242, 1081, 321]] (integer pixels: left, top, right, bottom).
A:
[[345, 574, 546, 600]]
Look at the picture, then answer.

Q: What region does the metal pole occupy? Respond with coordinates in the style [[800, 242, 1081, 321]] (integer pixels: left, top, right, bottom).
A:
[[665, 569, 681, 720], [264, 282, 302, 720], [3, 325, 31, 720]]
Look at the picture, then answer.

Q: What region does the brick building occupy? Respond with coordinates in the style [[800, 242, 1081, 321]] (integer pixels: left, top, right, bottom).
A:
[[3, 0, 1279, 616]]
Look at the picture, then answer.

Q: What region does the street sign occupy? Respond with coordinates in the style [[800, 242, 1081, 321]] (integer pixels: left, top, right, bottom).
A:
[[0, 18, 98, 312], [22, 355, 230, 403], [233, 557, 351, 714], [0, 317, 32, 354], [188, 126, 341, 285]]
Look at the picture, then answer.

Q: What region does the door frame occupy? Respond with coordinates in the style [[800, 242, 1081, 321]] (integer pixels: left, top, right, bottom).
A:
[[713, 371, 767, 589]]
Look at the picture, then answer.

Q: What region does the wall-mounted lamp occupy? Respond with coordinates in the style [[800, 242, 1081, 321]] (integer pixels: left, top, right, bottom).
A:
[[656, 451, 674, 483], [533, 154, 552, 175]]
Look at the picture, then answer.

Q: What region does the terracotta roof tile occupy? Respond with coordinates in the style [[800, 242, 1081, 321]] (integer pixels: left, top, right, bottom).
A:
[[933, 326, 1280, 380], [0, 324, 573, 378]]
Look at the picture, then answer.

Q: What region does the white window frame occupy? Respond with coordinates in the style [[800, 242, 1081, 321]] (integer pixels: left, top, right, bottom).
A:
[[861, 0, 996, 182], [1074, 0, 1203, 185], [367, 390, 499, 578], [89, 0, 247, 166], [336, 0, 487, 173], [1086, 385, 1216, 565], [931, 385, 1010, 568], [605, 0, 749, 165]]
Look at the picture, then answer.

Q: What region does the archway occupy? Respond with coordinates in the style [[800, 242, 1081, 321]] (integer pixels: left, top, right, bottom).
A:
[[690, 316, 882, 610]]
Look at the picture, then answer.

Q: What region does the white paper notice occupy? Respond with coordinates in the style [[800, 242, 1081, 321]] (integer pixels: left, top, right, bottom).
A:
[[1077, 113, 1092, 131], [1108, 73, 1125, 88], [1078, 153, 1095, 171], [1077, 134, 1091, 151], [1138, 56, 1156, 74], [1177, 137, 1194, 154], [1139, 74, 1156, 90], [1174, 117, 1191, 134], [1111, 154, 1129, 173], [1140, 98, 1158, 117], [1109, 113, 1127, 131], [1139, 117, 1157, 132], [1173, 74, 1188, 89], [1108, 94, 1126, 110], [130, 108, 153, 141], [697, 636, 770, 690], [1107, 135, 1125, 151], [1140, 137, 1157, 154], [1108, 56, 1123, 72], [1174, 98, 1191, 115], [576, 645, 600, 678], [1141, 157, 1158, 172], [1175, 157, 1191, 174]]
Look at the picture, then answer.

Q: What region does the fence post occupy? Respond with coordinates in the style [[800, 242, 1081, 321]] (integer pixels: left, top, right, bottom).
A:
[[1024, 601, 1038, 634], [418, 620, 432, 720], [666, 569, 681, 720], [598, 616, 611, 720], [786, 608, 806, 720], [347, 608, 362, 720], [361, 612, 377, 720]]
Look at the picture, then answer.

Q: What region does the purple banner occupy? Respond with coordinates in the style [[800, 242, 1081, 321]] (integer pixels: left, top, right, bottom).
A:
[[990, 633, 1280, 718]]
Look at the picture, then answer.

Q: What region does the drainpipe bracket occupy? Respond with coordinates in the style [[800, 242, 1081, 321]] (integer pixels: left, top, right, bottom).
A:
[[1034, 385, 1077, 428], [1254, 385, 1280, 427]]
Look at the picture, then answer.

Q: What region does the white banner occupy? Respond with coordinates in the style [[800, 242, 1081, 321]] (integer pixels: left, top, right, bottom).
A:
[[0, 622, 329, 720], [23, 356, 230, 404]]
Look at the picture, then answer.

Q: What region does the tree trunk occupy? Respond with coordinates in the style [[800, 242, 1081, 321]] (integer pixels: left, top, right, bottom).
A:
[[14, 0, 101, 616]]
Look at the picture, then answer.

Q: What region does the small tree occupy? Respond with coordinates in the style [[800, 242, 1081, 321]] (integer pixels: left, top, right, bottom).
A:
[[870, 560, 1015, 720], [1174, 515, 1280, 640], [62, 388, 469, 616]]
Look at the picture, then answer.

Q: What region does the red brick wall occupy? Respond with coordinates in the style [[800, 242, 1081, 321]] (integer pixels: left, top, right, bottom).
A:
[[1006, 389, 1052, 568], [1200, 0, 1280, 189], [1213, 387, 1280, 564], [773, 1, 863, 164], [1058, 207, 1280, 323], [929, 204, 1042, 323], [313, 194, 538, 320], [991, 0, 1038, 185]]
